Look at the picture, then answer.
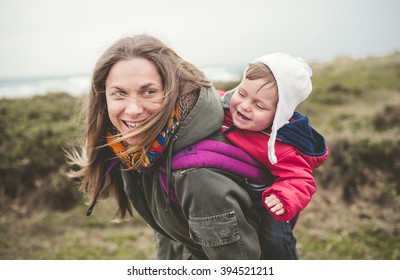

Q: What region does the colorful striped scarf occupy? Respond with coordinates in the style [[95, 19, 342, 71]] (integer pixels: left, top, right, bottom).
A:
[[107, 106, 180, 171]]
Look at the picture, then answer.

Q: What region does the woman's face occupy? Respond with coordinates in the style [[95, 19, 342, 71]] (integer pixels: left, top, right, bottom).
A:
[[106, 57, 164, 145]]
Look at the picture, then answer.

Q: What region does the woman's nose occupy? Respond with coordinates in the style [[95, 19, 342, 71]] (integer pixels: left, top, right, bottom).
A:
[[125, 100, 143, 116]]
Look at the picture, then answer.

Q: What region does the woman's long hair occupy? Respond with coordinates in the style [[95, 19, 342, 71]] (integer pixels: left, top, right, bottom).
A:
[[67, 34, 211, 219]]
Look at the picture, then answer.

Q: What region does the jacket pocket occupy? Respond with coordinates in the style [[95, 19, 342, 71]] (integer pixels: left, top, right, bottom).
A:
[[188, 210, 241, 247]]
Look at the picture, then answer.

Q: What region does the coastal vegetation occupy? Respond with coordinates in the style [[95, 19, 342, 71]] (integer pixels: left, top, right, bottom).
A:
[[1, 52, 399, 259]]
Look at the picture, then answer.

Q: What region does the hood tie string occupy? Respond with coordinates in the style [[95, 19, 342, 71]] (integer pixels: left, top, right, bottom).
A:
[[164, 136, 177, 211], [86, 158, 120, 216]]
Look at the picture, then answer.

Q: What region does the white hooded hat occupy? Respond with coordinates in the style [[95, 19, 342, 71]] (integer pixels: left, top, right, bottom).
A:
[[250, 52, 313, 164]]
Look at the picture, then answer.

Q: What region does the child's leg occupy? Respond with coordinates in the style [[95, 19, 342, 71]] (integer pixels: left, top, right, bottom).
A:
[[259, 211, 299, 260]]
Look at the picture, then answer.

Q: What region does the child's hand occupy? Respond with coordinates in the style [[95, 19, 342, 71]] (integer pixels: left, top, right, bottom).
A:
[[264, 194, 284, 216]]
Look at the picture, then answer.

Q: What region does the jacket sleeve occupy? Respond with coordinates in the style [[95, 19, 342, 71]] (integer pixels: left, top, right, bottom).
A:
[[173, 168, 262, 260], [262, 147, 317, 222]]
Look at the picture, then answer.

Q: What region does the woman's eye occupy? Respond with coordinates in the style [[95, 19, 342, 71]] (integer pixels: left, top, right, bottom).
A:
[[144, 89, 156, 95], [113, 91, 126, 97]]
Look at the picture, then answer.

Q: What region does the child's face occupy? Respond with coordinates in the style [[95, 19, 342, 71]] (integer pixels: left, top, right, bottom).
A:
[[230, 78, 278, 132], [105, 57, 164, 145]]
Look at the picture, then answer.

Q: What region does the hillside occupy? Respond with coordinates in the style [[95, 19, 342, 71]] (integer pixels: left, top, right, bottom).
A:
[[1, 52, 399, 259]]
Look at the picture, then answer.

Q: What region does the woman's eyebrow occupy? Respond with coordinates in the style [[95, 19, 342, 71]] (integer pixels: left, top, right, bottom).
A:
[[107, 85, 127, 92], [138, 82, 160, 90]]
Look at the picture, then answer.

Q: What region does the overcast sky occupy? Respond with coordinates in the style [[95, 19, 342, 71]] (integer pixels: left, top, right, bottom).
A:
[[0, 0, 399, 79]]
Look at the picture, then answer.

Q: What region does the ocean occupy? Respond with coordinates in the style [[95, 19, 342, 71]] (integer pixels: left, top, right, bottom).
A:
[[0, 65, 243, 99], [0, 74, 91, 99]]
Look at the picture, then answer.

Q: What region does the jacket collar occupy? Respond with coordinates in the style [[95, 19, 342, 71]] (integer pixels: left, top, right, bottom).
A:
[[173, 86, 224, 153]]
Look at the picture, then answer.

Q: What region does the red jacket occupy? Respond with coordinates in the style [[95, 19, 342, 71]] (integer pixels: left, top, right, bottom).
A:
[[223, 109, 329, 222]]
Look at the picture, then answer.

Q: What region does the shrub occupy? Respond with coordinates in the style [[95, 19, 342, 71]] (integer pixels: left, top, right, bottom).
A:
[[0, 93, 81, 210], [373, 104, 400, 131], [318, 138, 400, 203]]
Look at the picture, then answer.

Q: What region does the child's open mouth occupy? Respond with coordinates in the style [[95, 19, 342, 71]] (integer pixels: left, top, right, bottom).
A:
[[237, 111, 250, 121]]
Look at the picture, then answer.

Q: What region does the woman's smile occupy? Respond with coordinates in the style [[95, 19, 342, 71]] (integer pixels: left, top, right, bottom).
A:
[[105, 57, 164, 145]]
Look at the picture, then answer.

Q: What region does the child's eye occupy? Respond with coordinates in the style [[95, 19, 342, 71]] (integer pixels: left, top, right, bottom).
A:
[[238, 90, 246, 97], [256, 103, 265, 110]]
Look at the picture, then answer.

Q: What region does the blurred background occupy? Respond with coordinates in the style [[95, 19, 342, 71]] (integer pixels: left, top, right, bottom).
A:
[[0, 0, 399, 259]]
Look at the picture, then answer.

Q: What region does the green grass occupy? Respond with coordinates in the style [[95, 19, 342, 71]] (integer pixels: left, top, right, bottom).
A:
[[0, 202, 156, 260], [297, 224, 400, 260]]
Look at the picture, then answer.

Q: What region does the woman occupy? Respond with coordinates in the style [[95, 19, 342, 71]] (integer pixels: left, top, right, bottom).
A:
[[67, 34, 263, 259]]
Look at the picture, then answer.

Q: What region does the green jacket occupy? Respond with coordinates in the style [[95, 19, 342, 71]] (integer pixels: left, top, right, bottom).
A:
[[121, 87, 262, 259]]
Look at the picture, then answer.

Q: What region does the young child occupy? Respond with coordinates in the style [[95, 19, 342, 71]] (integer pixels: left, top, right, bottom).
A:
[[220, 52, 329, 259]]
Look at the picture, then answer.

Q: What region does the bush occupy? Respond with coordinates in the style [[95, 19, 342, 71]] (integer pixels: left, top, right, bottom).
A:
[[0, 93, 81, 209], [318, 138, 400, 203], [373, 104, 400, 131]]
